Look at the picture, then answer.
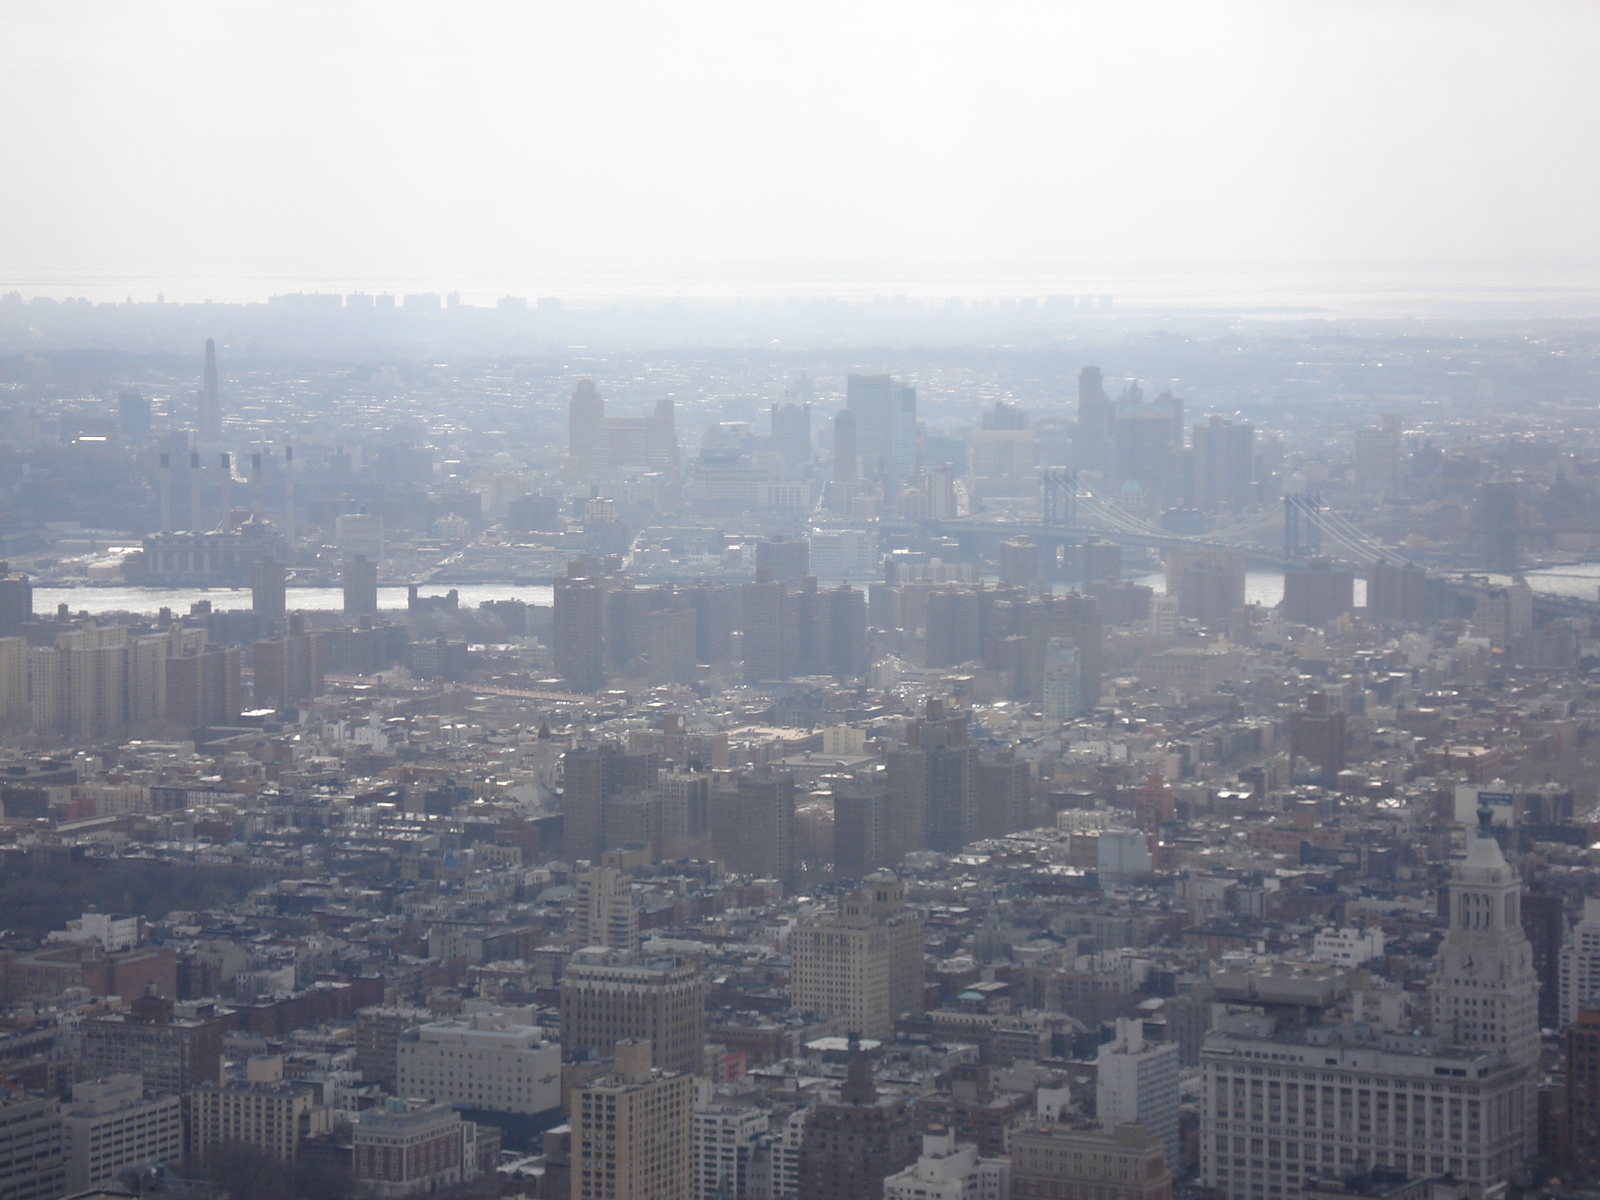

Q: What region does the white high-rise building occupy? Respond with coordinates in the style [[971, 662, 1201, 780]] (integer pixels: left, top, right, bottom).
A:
[[1041, 638, 1080, 720], [61, 1075, 183, 1195], [692, 1093, 769, 1200], [1096, 1018, 1179, 1169], [883, 1128, 1009, 1200], [1560, 897, 1600, 1029]]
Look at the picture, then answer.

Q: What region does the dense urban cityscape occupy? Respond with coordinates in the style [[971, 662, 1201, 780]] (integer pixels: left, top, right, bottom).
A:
[[0, 288, 1595, 1200]]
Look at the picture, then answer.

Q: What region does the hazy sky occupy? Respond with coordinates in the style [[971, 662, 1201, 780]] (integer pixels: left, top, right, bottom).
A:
[[3, 1, 1598, 299]]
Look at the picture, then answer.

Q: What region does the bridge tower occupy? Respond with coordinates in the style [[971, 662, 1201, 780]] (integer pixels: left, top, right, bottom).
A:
[[1284, 493, 1322, 561], [1042, 468, 1077, 527]]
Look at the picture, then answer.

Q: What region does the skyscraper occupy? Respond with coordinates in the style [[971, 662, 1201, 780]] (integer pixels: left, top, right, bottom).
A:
[[1280, 557, 1354, 626], [198, 338, 221, 440], [251, 555, 286, 620], [797, 1033, 918, 1200], [741, 568, 798, 682], [789, 872, 924, 1038], [770, 400, 812, 464], [574, 864, 640, 953], [559, 952, 705, 1076], [568, 379, 605, 470], [832, 409, 859, 485], [1366, 558, 1427, 624], [343, 553, 379, 616], [1191, 415, 1254, 512], [554, 560, 606, 692], [1041, 638, 1080, 720], [847, 373, 917, 483], [1075, 366, 1113, 471]]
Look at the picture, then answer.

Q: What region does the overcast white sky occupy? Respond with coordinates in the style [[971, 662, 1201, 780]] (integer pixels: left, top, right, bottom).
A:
[[2, 1, 1598, 300]]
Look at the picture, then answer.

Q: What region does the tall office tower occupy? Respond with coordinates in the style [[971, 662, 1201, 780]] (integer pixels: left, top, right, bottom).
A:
[[1352, 415, 1403, 495], [797, 1034, 918, 1200], [572, 1040, 693, 1200], [819, 582, 868, 676], [165, 642, 240, 730], [559, 951, 705, 1076], [998, 537, 1037, 584], [647, 605, 697, 684], [81, 997, 226, 1096], [574, 864, 640, 952], [251, 555, 287, 620], [1280, 556, 1355, 626], [1169, 547, 1245, 624], [756, 537, 810, 583], [554, 560, 606, 691], [568, 378, 606, 470], [1521, 891, 1564, 1032], [847, 373, 917, 483], [1040, 638, 1080, 720], [190, 1057, 324, 1168], [971, 750, 1029, 841], [356, 1006, 429, 1090], [833, 768, 889, 872], [1014, 1123, 1171, 1200], [60, 1076, 183, 1197], [397, 1012, 562, 1115], [741, 568, 798, 682], [343, 553, 379, 615], [198, 337, 221, 440], [1097, 1018, 1180, 1168], [710, 769, 796, 883], [1081, 539, 1121, 585], [1567, 1007, 1600, 1181], [250, 618, 323, 705], [770, 401, 812, 464], [1366, 558, 1427, 624], [1191, 415, 1255, 512], [1480, 480, 1520, 573], [832, 409, 859, 485], [1289, 691, 1346, 782], [0, 1092, 65, 1200], [1559, 898, 1600, 1029], [118, 389, 151, 439], [790, 873, 923, 1038], [1075, 365, 1114, 470], [0, 564, 31, 638]]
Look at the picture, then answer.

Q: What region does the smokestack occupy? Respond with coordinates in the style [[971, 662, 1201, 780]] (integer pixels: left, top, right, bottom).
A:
[[189, 452, 202, 532], [250, 452, 263, 521], [283, 445, 295, 543], [219, 453, 232, 530], [159, 453, 172, 533]]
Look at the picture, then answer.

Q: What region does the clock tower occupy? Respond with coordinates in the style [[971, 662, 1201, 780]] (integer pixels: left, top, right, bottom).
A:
[[1431, 804, 1540, 1069]]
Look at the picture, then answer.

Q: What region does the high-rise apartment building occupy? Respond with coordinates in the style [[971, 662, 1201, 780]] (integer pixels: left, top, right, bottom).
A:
[[883, 1128, 1010, 1200], [574, 865, 640, 953], [1565, 1006, 1600, 1181], [251, 555, 287, 620], [60, 1075, 183, 1196], [165, 640, 240, 731], [343, 553, 379, 615], [568, 379, 606, 469], [1366, 559, 1427, 624], [560, 951, 705, 1076], [1191, 415, 1255, 512], [335, 511, 385, 562], [755, 538, 810, 583], [572, 1040, 693, 1200], [1013, 1122, 1170, 1200], [1041, 638, 1081, 720], [770, 401, 812, 464], [561, 742, 658, 864], [353, 1099, 488, 1199], [1281, 557, 1355, 627], [251, 618, 323, 705], [555, 560, 607, 691], [396, 1011, 561, 1116], [789, 872, 923, 1038], [833, 767, 889, 873], [1097, 1018, 1180, 1168], [29, 626, 169, 739], [846, 373, 917, 484], [887, 699, 976, 856], [998, 537, 1037, 585], [741, 569, 798, 682], [971, 750, 1029, 842], [1559, 898, 1600, 1030], [709, 769, 796, 882], [1289, 691, 1346, 782]]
